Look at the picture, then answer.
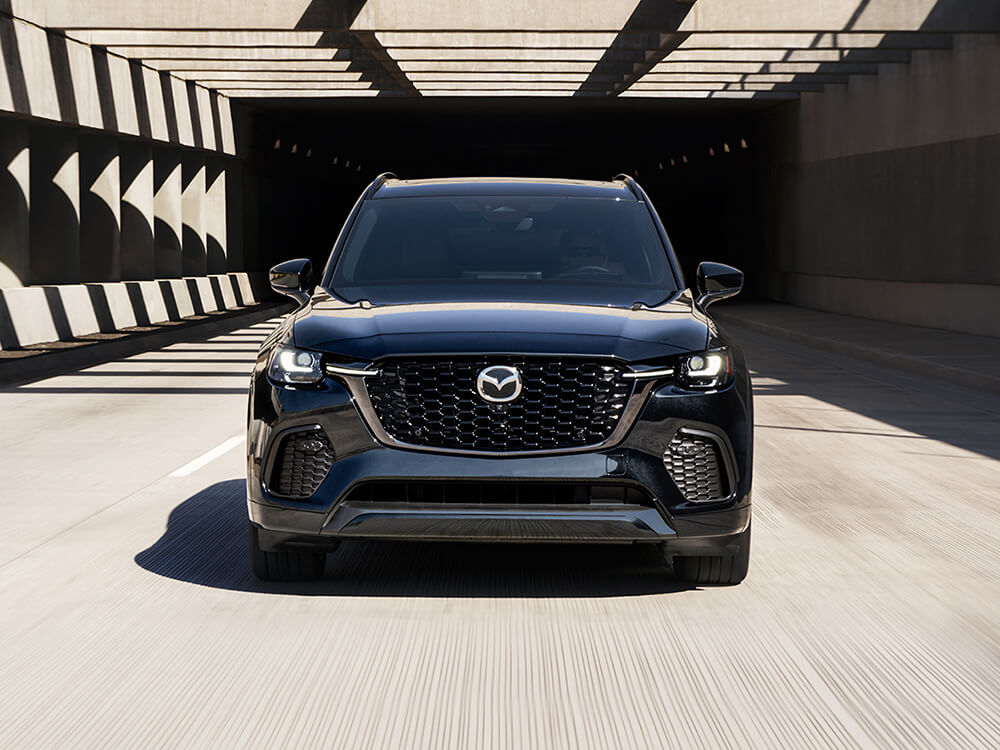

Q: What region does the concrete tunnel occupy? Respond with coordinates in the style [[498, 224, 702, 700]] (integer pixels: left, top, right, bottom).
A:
[[1, 0, 999, 349]]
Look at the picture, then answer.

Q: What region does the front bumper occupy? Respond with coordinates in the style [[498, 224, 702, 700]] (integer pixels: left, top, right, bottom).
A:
[[247, 366, 753, 551]]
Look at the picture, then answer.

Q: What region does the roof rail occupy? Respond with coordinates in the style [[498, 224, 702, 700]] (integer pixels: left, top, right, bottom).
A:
[[613, 173, 641, 199], [368, 172, 398, 197]]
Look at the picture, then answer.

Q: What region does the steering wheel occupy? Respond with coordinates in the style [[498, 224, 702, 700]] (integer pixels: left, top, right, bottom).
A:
[[555, 265, 622, 278]]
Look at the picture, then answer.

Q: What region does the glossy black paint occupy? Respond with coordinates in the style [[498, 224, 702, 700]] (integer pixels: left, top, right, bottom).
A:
[[269, 257, 314, 306], [248, 176, 752, 552], [291, 293, 711, 362], [696, 261, 744, 310]]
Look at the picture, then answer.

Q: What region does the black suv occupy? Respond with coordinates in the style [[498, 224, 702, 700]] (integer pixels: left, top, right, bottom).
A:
[[248, 175, 752, 584]]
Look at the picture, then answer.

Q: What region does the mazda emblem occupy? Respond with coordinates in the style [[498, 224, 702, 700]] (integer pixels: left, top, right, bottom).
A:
[[476, 365, 522, 403]]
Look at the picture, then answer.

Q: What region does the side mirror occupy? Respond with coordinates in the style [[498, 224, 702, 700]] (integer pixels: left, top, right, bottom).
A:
[[269, 258, 313, 305], [695, 261, 743, 310]]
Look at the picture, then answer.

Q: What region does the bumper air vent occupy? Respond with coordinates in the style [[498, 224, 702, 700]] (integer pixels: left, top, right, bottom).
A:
[[268, 429, 334, 499], [662, 431, 729, 503]]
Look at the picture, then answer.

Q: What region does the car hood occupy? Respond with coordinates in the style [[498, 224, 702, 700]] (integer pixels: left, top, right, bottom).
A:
[[292, 295, 710, 362]]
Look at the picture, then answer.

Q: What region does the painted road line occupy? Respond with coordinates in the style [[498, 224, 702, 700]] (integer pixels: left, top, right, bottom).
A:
[[169, 435, 244, 477]]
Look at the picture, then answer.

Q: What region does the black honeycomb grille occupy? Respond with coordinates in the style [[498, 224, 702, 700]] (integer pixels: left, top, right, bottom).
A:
[[662, 432, 727, 503], [365, 358, 633, 452], [269, 429, 334, 498]]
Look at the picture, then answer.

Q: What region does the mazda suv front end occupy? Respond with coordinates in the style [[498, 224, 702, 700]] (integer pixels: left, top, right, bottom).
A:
[[247, 175, 753, 584]]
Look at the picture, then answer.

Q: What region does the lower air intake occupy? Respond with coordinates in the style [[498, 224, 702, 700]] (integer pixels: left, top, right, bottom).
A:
[[663, 432, 727, 503], [269, 429, 334, 499]]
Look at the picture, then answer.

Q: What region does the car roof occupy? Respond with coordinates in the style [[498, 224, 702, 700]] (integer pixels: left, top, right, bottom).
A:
[[372, 177, 637, 201]]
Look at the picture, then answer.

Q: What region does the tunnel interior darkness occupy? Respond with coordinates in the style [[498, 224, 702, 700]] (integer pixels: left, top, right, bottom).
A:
[[239, 98, 774, 292]]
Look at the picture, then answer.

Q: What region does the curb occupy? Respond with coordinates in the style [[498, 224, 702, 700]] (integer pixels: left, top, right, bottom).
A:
[[0, 302, 294, 388], [714, 311, 1000, 396]]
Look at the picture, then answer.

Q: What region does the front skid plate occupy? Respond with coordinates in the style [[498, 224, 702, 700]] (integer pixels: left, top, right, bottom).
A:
[[326, 503, 674, 541]]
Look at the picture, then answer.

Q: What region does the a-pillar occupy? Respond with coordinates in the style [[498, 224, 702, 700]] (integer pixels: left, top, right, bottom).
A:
[[153, 147, 182, 278], [182, 153, 207, 277], [120, 142, 155, 280], [0, 120, 30, 287], [206, 158, 227, 273], [79, 135, 120, 282], [30, 126, 80, 284]]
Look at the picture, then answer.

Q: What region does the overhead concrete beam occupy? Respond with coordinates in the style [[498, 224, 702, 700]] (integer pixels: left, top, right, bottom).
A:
[[68, 30, 328, 47], [677, 32, 954, 50], [394, 60, 601, 73], [218, 89, 381, 98], [620, 89, 800, 99], [21, 0, 1000, 32], [202, 81, 375, 91], [411, 82, 582, 91], [0, 16, 235, 153], [16, 1, 643, 32], [388, 48, 608, 62], [654, 48, 914, 63], [648, 61, 879, 75], [112, 47, 346, 62], [418, 90, 578, 98], [152, 61, 358, 73], [639, 73, 850, 84], [676, 0, 1000, 33], [180, 71, 367, 83]]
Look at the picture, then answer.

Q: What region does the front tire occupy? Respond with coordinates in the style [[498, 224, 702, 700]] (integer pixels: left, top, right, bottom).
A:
[[248, 522, 327, 581], [673, 522, 751, 586]]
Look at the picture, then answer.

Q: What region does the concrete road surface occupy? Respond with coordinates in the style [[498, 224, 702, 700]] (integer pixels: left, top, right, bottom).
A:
[[0, 317, 998, 749]]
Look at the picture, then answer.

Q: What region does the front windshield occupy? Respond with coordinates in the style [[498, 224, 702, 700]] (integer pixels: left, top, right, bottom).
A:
[[328, 195, 679, 306]]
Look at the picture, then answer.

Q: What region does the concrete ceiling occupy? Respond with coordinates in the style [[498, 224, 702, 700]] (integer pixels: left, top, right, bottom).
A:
[[10, 0, 1000, 100]]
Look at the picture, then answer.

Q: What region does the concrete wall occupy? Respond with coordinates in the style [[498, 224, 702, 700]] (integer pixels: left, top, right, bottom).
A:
[[0, 271, 268, 349], [0, 13, 235, 153], [764, 34, 1000, 337]]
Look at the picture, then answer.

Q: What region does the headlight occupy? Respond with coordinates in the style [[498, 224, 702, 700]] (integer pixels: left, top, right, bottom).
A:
[[678, 348, 732, 390], [267, 346, 324, 385]]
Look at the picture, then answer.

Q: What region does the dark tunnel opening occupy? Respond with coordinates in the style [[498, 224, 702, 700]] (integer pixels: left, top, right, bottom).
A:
[[236, 97, 776, 293]]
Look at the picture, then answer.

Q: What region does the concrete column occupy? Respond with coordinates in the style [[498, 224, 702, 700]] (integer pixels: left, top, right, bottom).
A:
[[0, 120, 30, 287], [79, 135, 121, 282], [120, 142, 155, 280], [30, 127, 80, 285], [153, 148, 182, 278], [181, 153, 207, 276], [205, 158, 227, 274]]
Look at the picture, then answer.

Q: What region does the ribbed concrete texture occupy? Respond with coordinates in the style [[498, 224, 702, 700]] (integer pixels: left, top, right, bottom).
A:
[[0, 319, 997, 748]]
